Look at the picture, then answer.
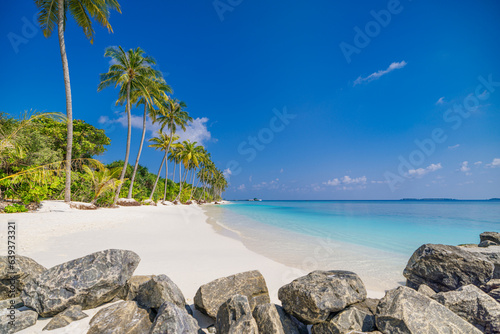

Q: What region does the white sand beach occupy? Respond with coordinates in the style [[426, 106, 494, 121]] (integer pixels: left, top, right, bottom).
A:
[[1, 202, 389, 333]]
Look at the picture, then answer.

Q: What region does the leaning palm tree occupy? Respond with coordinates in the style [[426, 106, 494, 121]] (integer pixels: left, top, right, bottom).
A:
[[122, 77, 171, 199], [147, 99, 191, 200], [174, 140, 203, 202], [148, 132, 180, 201], [98, 46, 160, 205], [34, 0, 121, 202]]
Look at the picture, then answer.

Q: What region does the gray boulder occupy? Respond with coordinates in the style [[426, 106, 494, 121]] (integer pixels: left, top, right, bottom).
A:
[[194, 270, 270, 318], [311, 306, 375, 334], [0, 255, 46, 300], [216, 294, 259, 334], [150, 301, 201, 334], [480, 240, 498, 247], [87, 300, 152, 334], [432, 284, 500, 333], [463, 246, 500, 279], [417, 284, 436, 297], [376, 286, 482, 334], [0, 298, 23, 310], [119, 275, 154, 301], [351, 298, 379, 315], [136, 274, 188, 313], [489, 288, 500, 303], [42, 305, 88, 331], [22, 249, 140, 317], [252, 303, 307, 334], [278, 270, 367, 324], [480, 232, 500, 245], [0, 308, 38, 333], [403, 244, 494, 292]]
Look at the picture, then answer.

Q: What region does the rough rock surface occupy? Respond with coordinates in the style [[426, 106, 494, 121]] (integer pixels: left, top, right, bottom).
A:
[[116, 198, 141, 206], [0, 308, 38, 333], [42, 305, 88, 331], [376, 286, 482, 334], [417, 284, 436, 297], [87, 301, 152, 334], [0, 255, 46, 300], [0, 297, 23, 310], [278, 270, 367, 324], [22, 249, 140, 317], [489, 288, 500, 303], [136, 274, 188, 313], [216, 294, 259, 334], [252, 303, 307, 334], [351, 298, 379, 315], [463, 246, 500, 279], [480, 240, 498, 248], [119, 275, 153, 301], [403, 244, 494, 292], [432, 285, 500, 333], [480, 232, 500, 245], [69, 202, 97, 210], [311, 306, 375, 334], [150, 301, 201, 334], [194, 270, 270, 318]]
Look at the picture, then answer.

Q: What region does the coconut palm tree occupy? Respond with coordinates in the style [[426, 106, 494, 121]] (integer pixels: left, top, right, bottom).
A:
[[148, 132, 180, 201], [123, 77, 171, 199], [174, 140, 203, 202], [98, 46, 160, 205], [34, 0, 121, 202], [82, 165, 123, 205], [147, 99, 191, 200]]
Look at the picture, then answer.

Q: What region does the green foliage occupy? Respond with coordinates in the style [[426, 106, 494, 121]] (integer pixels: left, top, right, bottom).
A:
[[4, 203, 28, 213]]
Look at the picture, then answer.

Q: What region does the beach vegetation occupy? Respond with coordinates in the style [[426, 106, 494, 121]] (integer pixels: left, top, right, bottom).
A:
[[3, 203, 28, 213]]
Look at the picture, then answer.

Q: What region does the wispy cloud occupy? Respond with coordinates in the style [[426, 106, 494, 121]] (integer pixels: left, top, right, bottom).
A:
[[324, 175, 367, 187], [486, 158, 500, 168], [459, 161, 471, 175], [407, 163, 442, 177], [436, 97, 445, 105], [448, 144, 460, 150], [474, 161, 483, 165], [237, 184, 246, 191], [99, 113, 212, 145], [354, 61, 407, 86]]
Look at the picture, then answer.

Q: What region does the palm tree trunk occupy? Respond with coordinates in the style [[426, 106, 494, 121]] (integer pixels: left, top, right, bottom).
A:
[[189, 170, 197, 200], [58, 0, 73, 202], [190, 174, 200, 201], [128, 104, 148, 199], [163, 155, 168, 201], [149, 153, 166, 200], [114, 81, 132, 205], [176, 163, 182, 201]]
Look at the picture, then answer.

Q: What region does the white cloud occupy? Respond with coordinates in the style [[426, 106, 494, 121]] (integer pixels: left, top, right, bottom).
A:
[[324, 175, 367, 187], [237, 184, 245, 191], [223, 168, 232, 178], [460, 161, 470, 172], [407, 163, 442, 177], [354, 61, 407, 86], [436, 97, 445, 105], [280, 168, 284, 173], [486, 158, 500, 168], [459, 161, 471, 176], [448, 144, 460, 150], [474, 161, 483, 165], [100, 113, 212, 146]]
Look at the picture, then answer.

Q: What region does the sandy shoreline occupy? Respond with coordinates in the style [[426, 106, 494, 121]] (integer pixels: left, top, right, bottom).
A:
[[1, 202, 391, 333]]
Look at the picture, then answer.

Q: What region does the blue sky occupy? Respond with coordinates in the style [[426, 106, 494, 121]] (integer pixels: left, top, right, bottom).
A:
[[1, 0, 499, 200]]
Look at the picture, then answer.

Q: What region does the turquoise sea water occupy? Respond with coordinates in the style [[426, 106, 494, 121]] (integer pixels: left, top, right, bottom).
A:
[[212, 200, 500, 257]]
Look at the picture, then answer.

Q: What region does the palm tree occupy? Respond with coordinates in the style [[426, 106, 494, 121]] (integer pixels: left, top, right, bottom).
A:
[[148, 132, 179, 201], [82, 165, 123, 205], [98, 46, 160, 205], [148, 99, 192, 200], [34, 0, 121, 202], [123, 77, 171, 199], [174, 140, 203, 202]]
